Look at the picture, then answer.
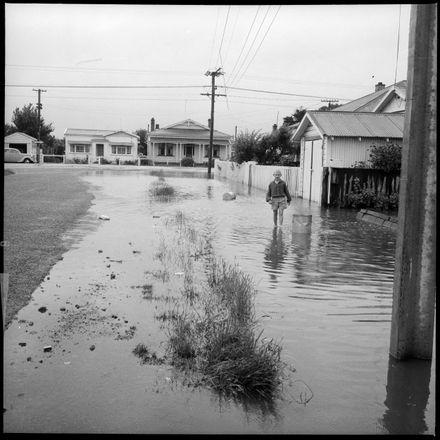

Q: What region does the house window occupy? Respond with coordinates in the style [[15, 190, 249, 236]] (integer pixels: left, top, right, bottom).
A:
[[158, 143, 174, 156], [111, 145, 132, 155], [70, 144, 90, 153], [204, 144, 221, 158]]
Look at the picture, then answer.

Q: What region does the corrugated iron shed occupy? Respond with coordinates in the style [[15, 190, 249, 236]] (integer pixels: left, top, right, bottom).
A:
[[306, 111, 404, 138]]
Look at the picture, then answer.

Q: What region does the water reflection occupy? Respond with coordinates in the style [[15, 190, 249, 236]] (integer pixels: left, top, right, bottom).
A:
[[290, 231, 312, 286], [263, 227, 288, 286], [380, 356, 432, 434]]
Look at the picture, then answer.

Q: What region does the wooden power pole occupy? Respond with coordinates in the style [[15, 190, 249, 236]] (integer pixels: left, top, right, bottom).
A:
[[33, 88, 47, 160], [202, 68, 225, 178], [389, 3, 437, 360]]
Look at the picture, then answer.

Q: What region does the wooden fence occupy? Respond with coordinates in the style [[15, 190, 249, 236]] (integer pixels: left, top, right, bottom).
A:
[[322, 168, 400, 207]]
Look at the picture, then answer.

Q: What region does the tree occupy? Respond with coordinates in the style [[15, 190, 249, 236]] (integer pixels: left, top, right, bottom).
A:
[[230, 130, 262, 164], [283, 106, 307, 126], [135, 129, 148, 155], [8, 103, 54, 144], [317, 103, 341, 111], [255, 125, 297, 165], [4, 123, 17, 136]]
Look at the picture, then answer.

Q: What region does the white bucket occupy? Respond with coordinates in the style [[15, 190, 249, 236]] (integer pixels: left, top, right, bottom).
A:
[[292, 214, 312, 233]]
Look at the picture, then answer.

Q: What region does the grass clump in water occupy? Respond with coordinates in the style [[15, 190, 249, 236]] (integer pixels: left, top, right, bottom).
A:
[[149, 176, 175, 197], [166, 257, 284, 401], [133, 343, 165, 365]]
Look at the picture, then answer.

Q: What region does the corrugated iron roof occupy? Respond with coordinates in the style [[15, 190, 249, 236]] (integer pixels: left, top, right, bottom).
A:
[[336, 80, 407, 112], [304, 111, 404, 138], [64, 128, 139, 138]]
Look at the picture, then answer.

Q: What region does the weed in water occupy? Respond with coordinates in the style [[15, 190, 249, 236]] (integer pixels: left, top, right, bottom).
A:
[[133, 343, 165, 365]]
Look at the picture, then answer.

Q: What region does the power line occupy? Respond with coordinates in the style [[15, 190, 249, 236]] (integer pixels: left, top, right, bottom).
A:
[[208, 5, 221, 68], [228, 6, 271, 87], [5, 84, 205, 89], [220, 85, 348, 101], [393, 4, 402, 85], [216, 5, 231, 68], [233, 5, 281, 88], [226, 5, 261, 84]]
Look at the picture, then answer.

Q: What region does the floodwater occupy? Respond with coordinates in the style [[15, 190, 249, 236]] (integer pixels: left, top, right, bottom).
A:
[[3, 168, 435, 434]]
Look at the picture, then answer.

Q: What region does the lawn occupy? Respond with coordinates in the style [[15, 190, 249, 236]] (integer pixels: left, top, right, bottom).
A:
[[3, 167, 94, 328]]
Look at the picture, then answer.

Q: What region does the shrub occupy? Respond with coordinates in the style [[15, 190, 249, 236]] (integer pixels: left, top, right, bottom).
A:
[[181, 157, 195, 167], [369, 143, 402, 172], [231, 130, 262, 164], [279, 154, 299, 167]]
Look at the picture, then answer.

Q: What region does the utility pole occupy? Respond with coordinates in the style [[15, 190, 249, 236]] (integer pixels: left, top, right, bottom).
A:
[[33, 88, 47, 161], [202, 68, 225, 178], [389, 3, 436, 360], [321, 98, 339, 110]]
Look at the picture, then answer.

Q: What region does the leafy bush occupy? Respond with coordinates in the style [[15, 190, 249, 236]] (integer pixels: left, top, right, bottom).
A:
[[345, 177, 399, 210], [231, 130, 262, 164], [100, 157, 112, 165], [73, 157, 88, 164], [369, 143, 402, 172], [279, 154, 299, 167], [181, 157, 195, 167]]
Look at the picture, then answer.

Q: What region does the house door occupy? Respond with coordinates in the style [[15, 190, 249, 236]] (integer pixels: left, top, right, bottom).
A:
[[96, 144, 104, 157], [303, 140, 323, 204], [303, 141, 313, 201], [184, 145, 194, 157]]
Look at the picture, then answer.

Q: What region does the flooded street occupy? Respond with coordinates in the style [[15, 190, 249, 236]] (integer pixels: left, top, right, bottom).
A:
[[3, 168, 435, 434]]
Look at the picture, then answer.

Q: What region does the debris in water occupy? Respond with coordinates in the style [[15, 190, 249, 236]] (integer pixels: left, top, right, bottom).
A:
[[89, 345, 96, 351], [110, 273, 116, 279], [98, 215, 110, 220], [38, 307, 47, 313], [43, 346, 52, 353], [18, 342, 27, 347], [64, 361, 71, 365], [174, 272, 184, 276], [222, 191, 237, 201], [153, 215, 160, 218]]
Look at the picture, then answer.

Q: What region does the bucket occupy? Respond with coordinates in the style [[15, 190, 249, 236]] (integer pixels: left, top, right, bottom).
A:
[[292, 214, 312, 234]]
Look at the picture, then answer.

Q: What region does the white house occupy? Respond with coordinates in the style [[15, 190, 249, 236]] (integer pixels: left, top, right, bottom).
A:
[[64, 128, 139, 163], [4, 132, 38, 158], [292, 111, 404, 204], [147, 118, 232, 165]]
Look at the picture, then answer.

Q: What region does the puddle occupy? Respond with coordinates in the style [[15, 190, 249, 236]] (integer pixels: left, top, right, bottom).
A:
[[3, 168, 435, 434]]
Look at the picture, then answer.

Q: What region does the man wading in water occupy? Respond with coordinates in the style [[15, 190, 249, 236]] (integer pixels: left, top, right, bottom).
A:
[[266, 169, 291, 227]]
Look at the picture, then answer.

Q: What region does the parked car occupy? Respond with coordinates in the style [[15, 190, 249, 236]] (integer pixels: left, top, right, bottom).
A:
[[4, 148, 35, 163]]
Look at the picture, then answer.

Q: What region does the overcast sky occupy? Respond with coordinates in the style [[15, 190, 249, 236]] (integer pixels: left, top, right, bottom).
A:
[[5, 3, 411, 139]]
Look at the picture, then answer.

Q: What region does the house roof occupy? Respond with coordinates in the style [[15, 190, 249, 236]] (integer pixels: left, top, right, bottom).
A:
[[148, 118, 231, 141], [4, 131, 38, 142], [292, 111, 404, 141], [64, 128, 139, 139], [335, 80, 407, 113]]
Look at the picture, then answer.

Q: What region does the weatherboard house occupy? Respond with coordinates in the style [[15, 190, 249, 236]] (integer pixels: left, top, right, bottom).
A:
[[64, 128, 139, 163], [292, 111, 404, 205], [146, 118, 232, 165]]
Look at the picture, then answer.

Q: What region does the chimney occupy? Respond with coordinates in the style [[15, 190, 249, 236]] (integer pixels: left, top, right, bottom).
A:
[[208, 119, 211, 129], [150, 117, 155, 132], [375, 82, 385, 92]]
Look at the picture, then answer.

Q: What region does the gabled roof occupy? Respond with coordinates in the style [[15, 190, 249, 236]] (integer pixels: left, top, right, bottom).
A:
[[292, 111, 404, 141], [335, 80, 407, 113], [148, 118, 231, 141], [4, 131, 38, 142], [64, 128, 139, 139]]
